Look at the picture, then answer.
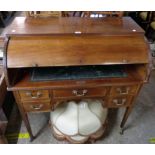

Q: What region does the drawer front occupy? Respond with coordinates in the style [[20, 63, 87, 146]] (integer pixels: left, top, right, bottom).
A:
[[19, 90, 50, 101], [110, 85, 139, 96], [22, 101, 51, 112], [53, 87, 107, 99], [106, 96, 133, 108]]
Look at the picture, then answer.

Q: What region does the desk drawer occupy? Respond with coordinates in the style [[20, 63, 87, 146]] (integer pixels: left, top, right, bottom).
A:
[[22, 101, 51, 112], [106, 95, 133, 108], [53, 87, 107, 99], [19, 90, 50, 101], [110, 85, 138, 96]]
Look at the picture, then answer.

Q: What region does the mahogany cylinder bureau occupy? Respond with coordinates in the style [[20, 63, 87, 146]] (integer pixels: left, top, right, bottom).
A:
[[2, 17, 151, 141]]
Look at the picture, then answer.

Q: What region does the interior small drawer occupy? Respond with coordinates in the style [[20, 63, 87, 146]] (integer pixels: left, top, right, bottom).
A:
[[22, 101, 51, 112], [110, 85, 139, 96], [106, 95, 133, 108], [53, 87, 107, 99], [19, 90, 50, 101]]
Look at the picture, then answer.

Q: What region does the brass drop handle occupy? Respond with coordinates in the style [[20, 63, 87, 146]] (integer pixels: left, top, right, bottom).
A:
[[72, 89, 88, 97], [113, 98, 127, 106], [26, 91, 42, 99], [31, 104, 43, 110], [116, 87, 130, 95]]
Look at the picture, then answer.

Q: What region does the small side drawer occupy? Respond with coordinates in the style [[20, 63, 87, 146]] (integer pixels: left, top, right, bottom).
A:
[[110, 85, 139, 96], [22, 101, 51, 112], [19, 90, 50, 101], [106, 96, 133, 108], [53, 87, 107, 99]]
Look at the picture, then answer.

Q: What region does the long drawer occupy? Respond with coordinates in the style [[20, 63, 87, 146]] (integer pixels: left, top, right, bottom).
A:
[[53, 87, 107, 99]]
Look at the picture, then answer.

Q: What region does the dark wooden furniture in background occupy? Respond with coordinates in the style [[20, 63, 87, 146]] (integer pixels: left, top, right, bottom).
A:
[[145, 12, 155, 42], [0, 12, 15, 28], [2, 17, 150, 141], [136, 12, 154, 31], [25, 11, 124, 18], [130, 11, 155, 38]]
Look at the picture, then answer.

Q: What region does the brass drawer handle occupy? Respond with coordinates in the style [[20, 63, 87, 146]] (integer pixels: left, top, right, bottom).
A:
[[116, 87, 130, 95], [30, 104, 43, 110], [113, 98, 127, 106], [72, 89, 88, 97], [26, 91, 42, 99]]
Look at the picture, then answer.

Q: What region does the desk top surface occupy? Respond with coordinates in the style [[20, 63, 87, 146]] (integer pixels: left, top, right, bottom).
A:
[[6, 17, 144, 36]]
